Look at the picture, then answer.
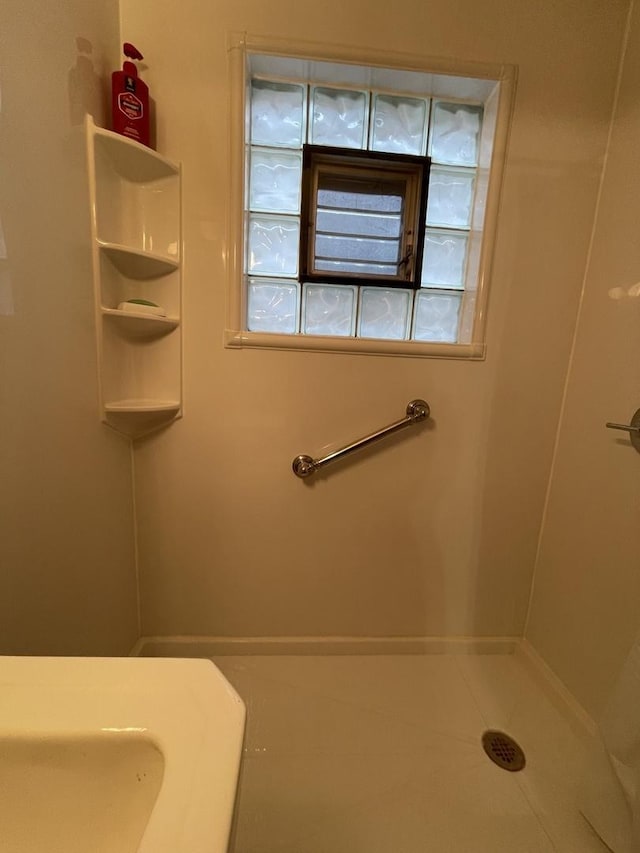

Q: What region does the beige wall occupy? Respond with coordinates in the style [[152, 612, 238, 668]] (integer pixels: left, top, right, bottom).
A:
[[0, 1, 139, 654], [122, 0, 629, 639], [526, 2, 640, 721]]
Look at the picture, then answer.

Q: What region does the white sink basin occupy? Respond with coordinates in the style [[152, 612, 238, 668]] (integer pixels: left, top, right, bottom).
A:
[[0, 656, 245, 853]]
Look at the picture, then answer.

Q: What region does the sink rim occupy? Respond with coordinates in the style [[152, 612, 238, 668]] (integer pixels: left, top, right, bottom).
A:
[[0, 656, 246, 853]]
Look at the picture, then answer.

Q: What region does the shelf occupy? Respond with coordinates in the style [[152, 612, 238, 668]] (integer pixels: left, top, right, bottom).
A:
[[104, 399, 181, 414], [87, 115, 182, 440], [98, 242, 179, 279], [102, 308, 179, 338], [103, 400, 181, 439], [92, 122, 179, 182]]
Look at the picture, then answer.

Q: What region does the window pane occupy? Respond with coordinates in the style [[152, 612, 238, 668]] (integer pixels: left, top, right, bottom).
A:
[[248, 215, 300, 276], [310, 170, 409, 277], [371, 95, 427, 156], [421, 230, 468, 288], [316, 234, 400, 264], [412, 290, 461, 342], [251, 81, 305, 148], [430, 102, 483, 167], [427, 167, 475, 229], [318, 187, 403, 213], [315, 259, 397, 276], [302, 283, 356, 336], [359, 288, 411, 340], [316, 209, 401, 238], [250, 149, 302, 213], [247, 279, 299, 333], [311, 88, 367, 149]]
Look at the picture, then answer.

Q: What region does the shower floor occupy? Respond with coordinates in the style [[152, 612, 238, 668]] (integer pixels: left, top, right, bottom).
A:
[[213, 650, 609, 853]]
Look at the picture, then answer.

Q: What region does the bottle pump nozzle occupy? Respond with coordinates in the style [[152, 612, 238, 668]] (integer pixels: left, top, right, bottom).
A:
[[122, 43, 143, 78], [123, 43, 144, 61]]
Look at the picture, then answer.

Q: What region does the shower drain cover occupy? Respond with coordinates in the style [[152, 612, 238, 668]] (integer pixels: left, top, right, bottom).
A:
[[481, 730, 526, 772]]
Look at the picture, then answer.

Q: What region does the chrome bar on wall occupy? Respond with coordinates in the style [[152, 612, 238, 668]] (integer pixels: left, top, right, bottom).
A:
[[292, 399, 430, 479]]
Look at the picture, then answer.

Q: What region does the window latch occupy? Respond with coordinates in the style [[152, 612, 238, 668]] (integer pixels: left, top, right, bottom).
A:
[[399, 244, 413, 278]]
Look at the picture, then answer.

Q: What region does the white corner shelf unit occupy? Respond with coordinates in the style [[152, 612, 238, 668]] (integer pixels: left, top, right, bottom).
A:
[[85, 116, 182, 439]]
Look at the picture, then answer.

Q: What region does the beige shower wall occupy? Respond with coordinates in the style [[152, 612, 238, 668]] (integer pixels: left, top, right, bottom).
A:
[[526, 2, 640, 721], [123, 0, 629, 639], [0, 1, 139, 654]]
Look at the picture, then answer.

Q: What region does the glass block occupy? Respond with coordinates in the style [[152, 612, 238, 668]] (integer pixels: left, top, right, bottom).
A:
[[248, 215, 300, 277], [359, 288, 411, 340], [430, 102, 483, 167], [426, 167, 475, 229], [412, 290, 461, 343], [302, 283, 357, 336], [311, 87, 367, 149], [250, 80, 305, 148], [250, 149, 302, 213], [247, 279, 298, 334], [421, 230, 468, 288], [371, 95, 427, 156]]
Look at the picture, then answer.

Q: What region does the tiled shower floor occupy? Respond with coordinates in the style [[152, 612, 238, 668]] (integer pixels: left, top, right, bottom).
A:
[[213, 652, 610, 853]]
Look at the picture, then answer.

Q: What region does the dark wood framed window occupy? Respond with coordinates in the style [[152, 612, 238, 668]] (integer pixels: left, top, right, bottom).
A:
[[300, 145, 431, 290]]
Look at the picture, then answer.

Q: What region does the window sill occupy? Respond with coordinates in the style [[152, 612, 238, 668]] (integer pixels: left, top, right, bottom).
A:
[[224, 329, 486, 359]]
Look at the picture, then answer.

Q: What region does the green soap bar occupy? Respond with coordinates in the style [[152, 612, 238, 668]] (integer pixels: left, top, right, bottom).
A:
[[126, 299, 159, 307]]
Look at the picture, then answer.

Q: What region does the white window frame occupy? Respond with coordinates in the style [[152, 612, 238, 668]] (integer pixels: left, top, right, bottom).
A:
[[224, 33, 516, 360]]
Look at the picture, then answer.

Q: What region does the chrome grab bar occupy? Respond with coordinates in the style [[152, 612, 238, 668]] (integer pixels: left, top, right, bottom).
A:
[[292, 399, 430, 479]]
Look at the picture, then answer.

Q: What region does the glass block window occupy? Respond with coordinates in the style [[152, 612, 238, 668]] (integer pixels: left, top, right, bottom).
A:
[[311, 87, 368, 149], [250, 80, 305, 148], [302, 283, 357, 336], [246, 77, 483, 344], [247, 215, 300, 277], [247, 279, 298, 334], [359, 288, 412, 340], [371, 95, 427, 156], [249, 149, 302, 213]]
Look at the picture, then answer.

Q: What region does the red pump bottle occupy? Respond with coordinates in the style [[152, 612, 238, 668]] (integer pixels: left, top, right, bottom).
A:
[[111, 43, 151, 148]]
